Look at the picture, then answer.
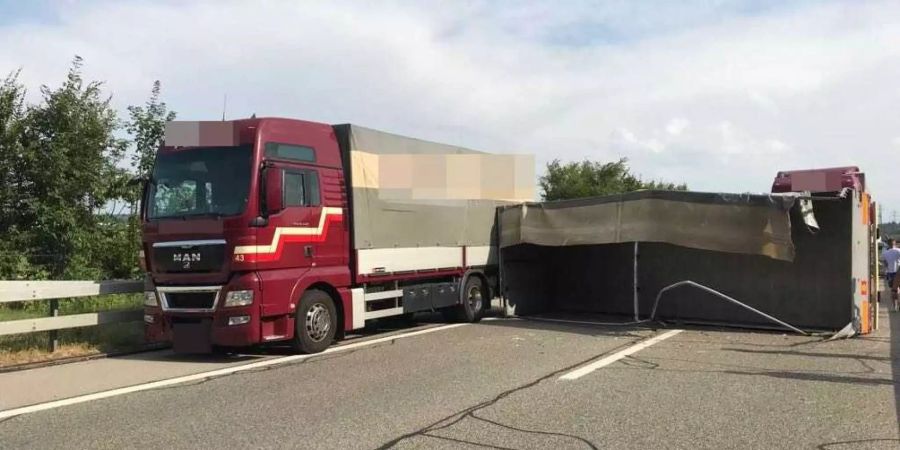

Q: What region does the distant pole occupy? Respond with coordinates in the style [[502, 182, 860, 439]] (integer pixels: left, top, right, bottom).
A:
[[222, 94, 227, 121]]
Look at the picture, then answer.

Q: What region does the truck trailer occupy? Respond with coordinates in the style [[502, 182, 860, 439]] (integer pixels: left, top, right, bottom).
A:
[[141, 118, 533, 353]]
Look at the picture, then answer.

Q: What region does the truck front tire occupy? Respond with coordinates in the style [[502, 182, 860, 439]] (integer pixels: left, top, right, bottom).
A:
[[291, 289, 337, 354]]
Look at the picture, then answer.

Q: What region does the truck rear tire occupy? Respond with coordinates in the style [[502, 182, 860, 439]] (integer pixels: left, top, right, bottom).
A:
[[291, 289, 337, 354], [445, 276, 485, 323]]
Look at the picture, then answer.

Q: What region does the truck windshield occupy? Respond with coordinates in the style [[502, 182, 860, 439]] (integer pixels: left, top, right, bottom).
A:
[[147, 146, 252, 220]]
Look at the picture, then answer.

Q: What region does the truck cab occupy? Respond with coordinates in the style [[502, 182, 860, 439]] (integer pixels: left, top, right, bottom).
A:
[[771, 166, 864, 194], [141, 118, 353, 353]]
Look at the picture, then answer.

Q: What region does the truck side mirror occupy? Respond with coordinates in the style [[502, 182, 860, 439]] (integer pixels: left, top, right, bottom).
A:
[[265, 167, 284, 215]]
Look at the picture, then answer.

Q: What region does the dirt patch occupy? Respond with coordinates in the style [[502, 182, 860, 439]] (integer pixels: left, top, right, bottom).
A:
[[0, 342, 100, 366]]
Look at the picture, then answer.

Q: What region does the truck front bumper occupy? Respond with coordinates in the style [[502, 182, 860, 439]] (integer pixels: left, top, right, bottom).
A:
[[145, 307, 260, 352], [144, 275, 262, 352]]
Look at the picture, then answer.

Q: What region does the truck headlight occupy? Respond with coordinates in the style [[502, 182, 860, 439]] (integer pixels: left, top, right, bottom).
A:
[[143, 291, 158, 307], [224, 290, 254, 307]]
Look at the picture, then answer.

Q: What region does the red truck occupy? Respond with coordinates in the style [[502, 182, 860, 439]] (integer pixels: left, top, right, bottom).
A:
[[771, 165, 877, 333], [771, 166, 864, 194], [141, 118, 532, 353]]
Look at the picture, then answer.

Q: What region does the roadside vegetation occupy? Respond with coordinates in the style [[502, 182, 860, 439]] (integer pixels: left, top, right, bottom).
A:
[[881, 221, 900, 240], [0, 57, 173, 366], [539, 158, 687, 201]]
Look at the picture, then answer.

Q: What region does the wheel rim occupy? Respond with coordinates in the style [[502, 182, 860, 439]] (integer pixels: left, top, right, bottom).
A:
[[467, 284, 483, 311], [306, 303, 331, 342]]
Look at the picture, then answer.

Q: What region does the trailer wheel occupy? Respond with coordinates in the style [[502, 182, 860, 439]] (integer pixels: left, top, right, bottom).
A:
[[446, 276, 485, 323], [291, 289, 337, 354]]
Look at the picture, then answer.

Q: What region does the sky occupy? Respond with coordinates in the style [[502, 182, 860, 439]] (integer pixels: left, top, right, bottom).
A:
[[1, 0, 899, 216]]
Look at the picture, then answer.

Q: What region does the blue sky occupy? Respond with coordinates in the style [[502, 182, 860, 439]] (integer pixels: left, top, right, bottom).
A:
[[0, 0, 59, 25], [1, 0, 899, 214]]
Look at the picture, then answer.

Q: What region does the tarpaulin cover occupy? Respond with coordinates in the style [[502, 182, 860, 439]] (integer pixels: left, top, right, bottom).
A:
[[499, 191, 798, 261], [333, 124, 534, 249]]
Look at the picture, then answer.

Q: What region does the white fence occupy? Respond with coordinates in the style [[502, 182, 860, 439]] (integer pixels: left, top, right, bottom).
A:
[[0, 281, 144, 352]]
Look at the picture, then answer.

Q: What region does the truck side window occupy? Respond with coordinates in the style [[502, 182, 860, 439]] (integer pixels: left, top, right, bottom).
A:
[[283, 171, 306, 207], [265, 143, 316, 163], [283, 169, 320, 207], [305, 171, 320, 206]]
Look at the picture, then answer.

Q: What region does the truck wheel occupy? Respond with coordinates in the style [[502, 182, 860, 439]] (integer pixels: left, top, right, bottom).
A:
[[291, 289, 337, 354], [446, 276, 485, 323]]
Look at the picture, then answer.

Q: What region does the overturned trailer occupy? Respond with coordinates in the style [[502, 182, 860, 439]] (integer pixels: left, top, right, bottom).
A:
[[497, 190, 877, 335]]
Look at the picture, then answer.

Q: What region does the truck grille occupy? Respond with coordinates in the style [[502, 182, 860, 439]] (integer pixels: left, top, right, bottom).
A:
[[160, 289, 220, 311]]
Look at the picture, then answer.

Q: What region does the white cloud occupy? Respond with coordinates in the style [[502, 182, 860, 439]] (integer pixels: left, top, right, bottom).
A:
[[665, 118, 690, 136], [612, 128, 665, 154], [1, 0, 899, 207]]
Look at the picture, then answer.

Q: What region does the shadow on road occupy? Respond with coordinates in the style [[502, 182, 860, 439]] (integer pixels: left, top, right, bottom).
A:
[[112, 351, 264, 365], [816, 438, 900, 449], [480, 311, 828, 344], [113, 311, 459, 363], [725, 348, 892, 362], [722, 369, 895, 386], [477, 315, 649, 340]]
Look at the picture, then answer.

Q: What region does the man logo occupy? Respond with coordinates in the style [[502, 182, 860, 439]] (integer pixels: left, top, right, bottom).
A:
[[173, 252, 201, 269], [172, 253, 201, 262]]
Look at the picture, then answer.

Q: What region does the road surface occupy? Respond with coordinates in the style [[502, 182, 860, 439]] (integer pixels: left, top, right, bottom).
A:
[[0, 310, 897, 449]]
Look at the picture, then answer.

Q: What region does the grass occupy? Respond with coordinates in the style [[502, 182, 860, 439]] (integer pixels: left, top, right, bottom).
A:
[[0, 293, 148, 367], [0, 293, 143, 320]]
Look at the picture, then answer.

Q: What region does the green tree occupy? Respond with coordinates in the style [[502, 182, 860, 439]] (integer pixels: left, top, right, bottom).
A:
[[0, 60, 181, 281], [126, 80, 176, 196], [118, 81, 177, 278], [0, 70, 45, 278], [539, 158, 687, 201], [0, 57, 129, 278]]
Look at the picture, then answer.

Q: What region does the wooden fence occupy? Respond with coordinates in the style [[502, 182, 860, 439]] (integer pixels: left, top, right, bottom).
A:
[[0, 281, 145, 352]]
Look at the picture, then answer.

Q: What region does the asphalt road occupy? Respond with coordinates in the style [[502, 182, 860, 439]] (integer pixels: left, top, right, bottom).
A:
[[0, 310, 897, 449]]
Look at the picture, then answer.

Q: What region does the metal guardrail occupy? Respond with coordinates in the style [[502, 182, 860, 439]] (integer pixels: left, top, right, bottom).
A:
[[0, 281, 144, 351]]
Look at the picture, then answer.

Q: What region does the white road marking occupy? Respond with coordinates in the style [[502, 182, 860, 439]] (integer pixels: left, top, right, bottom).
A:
[[559, 329, 684, 380], [0, 323, 468, 420]]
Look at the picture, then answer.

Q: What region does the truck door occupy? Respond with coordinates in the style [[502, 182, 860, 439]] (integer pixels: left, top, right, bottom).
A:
[[270, 166, 321, 268], [274, 166, 347, 270], [257, 163, 321, 317]]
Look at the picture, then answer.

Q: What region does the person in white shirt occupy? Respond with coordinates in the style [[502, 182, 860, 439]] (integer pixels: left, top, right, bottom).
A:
[[881, 238, 900, 310]]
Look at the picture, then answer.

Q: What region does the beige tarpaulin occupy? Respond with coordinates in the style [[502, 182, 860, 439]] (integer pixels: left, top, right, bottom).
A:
[[499, 191, 799, 261], [335, 124, 534, 249]]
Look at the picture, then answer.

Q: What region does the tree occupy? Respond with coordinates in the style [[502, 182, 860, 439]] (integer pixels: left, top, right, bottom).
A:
[[0, 70, 44, 278], [126, 81, 176, 186], [0, 59, 180, 280], [539, 158, 687, 201], [117, 81, 177, 278], [23, 56, 129, 278], [0, 57, 129, 278]]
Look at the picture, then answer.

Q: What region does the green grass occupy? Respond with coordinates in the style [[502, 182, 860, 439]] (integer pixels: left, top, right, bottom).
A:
[[0, 293, 148, 366], [0, 293, 142, 320]]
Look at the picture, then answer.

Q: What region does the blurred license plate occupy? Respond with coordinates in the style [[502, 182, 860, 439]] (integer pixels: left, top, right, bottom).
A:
[[172, 321, 212, 353]]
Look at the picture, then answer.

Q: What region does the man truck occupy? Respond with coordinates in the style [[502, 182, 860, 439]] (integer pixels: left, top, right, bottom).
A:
[[141, 118, 533, 353]]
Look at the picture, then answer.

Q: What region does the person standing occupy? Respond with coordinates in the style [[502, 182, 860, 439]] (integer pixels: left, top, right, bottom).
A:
[[881, 238, 900, 311]]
